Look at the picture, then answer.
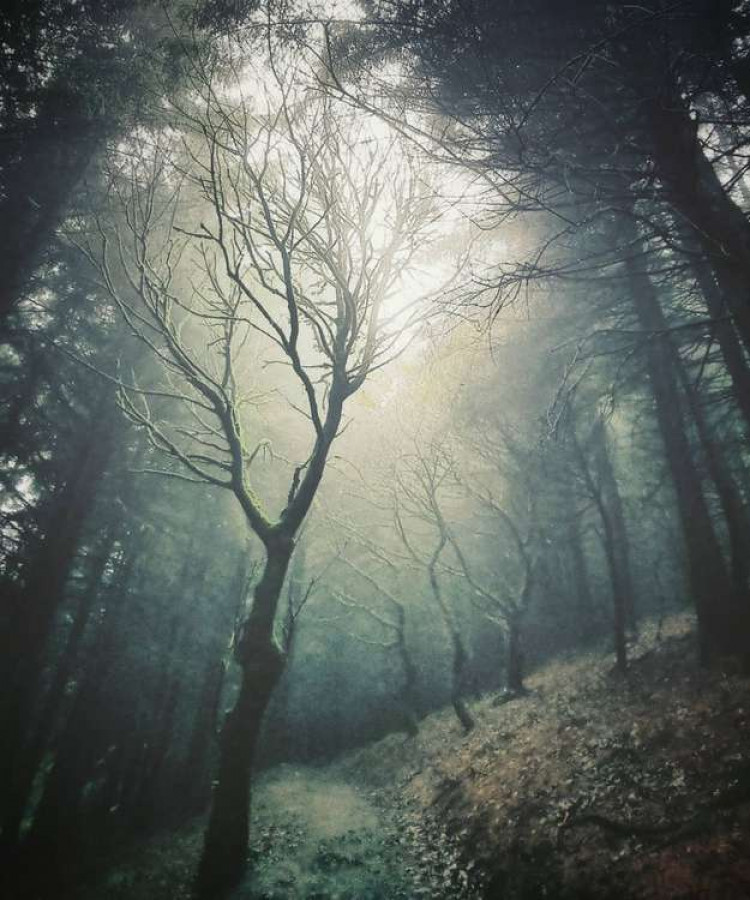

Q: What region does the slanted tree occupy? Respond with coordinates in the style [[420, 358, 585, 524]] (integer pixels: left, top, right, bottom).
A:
[[395, 444, 475, 733], [616, 215, 748, 663], [330, 553, 420, 738], [450, 427, 541, 694]]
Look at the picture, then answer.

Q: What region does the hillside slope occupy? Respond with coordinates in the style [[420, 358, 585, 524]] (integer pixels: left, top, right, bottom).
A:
[[337, 614, 750, 899], [72, 614, 750, 899]]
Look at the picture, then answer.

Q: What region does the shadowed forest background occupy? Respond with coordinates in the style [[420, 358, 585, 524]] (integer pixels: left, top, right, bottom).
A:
[[1, 2, 750, 898]]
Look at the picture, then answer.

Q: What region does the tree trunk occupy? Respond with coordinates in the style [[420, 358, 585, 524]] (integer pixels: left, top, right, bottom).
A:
[[450, 639, 475, 733], [565, 515, 597, 640], [570, 416, 629, 671], [0, 527, 117, 848], [622, 228, 748, 662], [593, 419, 638, 635], [686, 242, 750, 435], [23, 654, 115, 882], [394, 605, 419, 738], [506, 615, 525, 694], [426, 562, 474, 733], [557, 467, 598, 641], [599, 511, 629, 675], [116, 724, 153, 827], [20, 544, 137, 875], [674, 353, 750, 595], [133, 678, 181, 832], [195, 537, 293, 900], [269, 543, 305, 756], [130, 613, 182, 832], [179, 658, 226, 819], [0, 408, 114, 841]]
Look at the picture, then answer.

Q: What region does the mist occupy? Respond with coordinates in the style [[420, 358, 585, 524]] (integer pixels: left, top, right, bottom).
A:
[[2, 2, 750, 899]]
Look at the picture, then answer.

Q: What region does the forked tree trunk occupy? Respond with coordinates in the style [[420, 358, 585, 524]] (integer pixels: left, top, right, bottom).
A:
[[195, 537, 293, 899], [198, 383, 345, 896]]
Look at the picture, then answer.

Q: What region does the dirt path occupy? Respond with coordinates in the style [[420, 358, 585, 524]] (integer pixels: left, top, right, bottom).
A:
[[231, 764, 436, 900]]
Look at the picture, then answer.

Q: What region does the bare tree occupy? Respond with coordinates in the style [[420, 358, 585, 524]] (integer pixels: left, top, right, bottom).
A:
[[394, 444, 475, 732], [449, 424, 541, 695], [78, 51, 444, 897], [329, 551, 420, 738]]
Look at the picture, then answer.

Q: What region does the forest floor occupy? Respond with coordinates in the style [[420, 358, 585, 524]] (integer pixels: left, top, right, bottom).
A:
[[336, 613, 750, 899], [88, 763, 452, 900], [81, 612, 750, 899]]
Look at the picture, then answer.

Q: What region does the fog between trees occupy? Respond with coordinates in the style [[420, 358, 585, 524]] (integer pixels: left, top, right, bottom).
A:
[[1, 2, 749, 898]]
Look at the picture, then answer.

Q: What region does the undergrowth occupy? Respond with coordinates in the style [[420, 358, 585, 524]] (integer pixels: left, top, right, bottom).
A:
[[338, 614, 750, 899], [73, 613, 750, 899]]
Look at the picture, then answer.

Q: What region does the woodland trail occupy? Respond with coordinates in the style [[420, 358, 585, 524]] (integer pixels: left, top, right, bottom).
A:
[[232, 764, 438, 900]]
